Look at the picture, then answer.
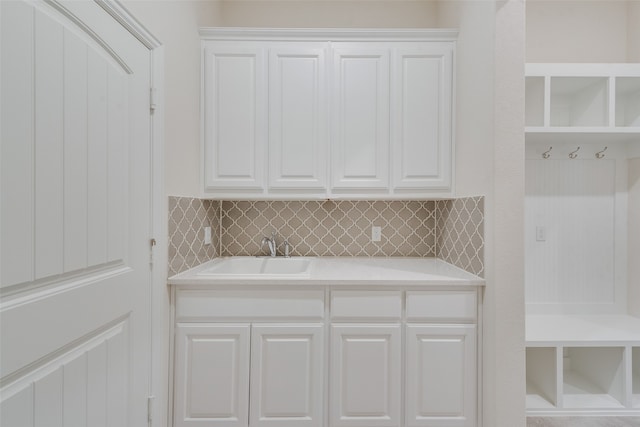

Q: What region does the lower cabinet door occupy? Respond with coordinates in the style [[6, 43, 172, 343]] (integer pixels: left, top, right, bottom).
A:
[[174, 324, 251, 427], [250, 324, 324, 427], [405, 324, 476, 427], [330, 324, 401, 427]]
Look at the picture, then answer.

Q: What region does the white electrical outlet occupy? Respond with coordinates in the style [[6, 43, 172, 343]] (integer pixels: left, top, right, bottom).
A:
[[371, 226, 382, 242], [204, 226, 212, 245], [536, 226, 546, 242]]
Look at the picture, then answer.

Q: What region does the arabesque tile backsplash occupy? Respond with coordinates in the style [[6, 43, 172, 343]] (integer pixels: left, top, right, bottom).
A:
[[168, 196, 484, 277]]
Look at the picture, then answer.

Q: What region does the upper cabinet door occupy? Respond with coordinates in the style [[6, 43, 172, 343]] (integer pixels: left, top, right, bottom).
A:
[[392, 43, 454, 192], [269, 45, 327, 192], [202, 43, 266, 192], [331, 45, 390, 192]]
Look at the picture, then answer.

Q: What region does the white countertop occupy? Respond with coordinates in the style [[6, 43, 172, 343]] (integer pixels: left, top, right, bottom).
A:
[[168, 257, 485, 287]]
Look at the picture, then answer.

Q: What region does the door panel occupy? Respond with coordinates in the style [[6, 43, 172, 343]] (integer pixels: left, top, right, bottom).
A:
[[392, 44, 453, 191], [331, 46, 390, 191], [269, 45, 327, 191], [406, 325, 476, 427], [203, 44, 266, 191], [250, 324, 324, 427], [0, 321, 129, 427], [330, 324, 401, 427], [1, 1, 154, 425], [174, 324, 251, 427], [1, 0, 35, 286]]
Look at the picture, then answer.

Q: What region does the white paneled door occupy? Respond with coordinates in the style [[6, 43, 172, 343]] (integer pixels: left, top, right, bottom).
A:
[[331, 46, 390, 192], [174, 324, 251, 427], [250, 324, 324, 427], [202, 43, 266, 192], [268, 45, 327, 192], [405, 325, 477, 427], [1, 1, 157, 426], [330, 324, 401, 427]]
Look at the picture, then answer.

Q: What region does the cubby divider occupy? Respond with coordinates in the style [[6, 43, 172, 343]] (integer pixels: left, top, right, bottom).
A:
[[526, 347, 558, 409], [633, 347, 640, 408], [525, 76, 545, 127], [615, 77, 640, 127]]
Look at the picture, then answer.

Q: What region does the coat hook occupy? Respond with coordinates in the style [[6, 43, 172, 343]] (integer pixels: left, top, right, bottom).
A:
[[569, 146, 580, 159], [596, 146, 608, 159], [542, 146, 552, 159]]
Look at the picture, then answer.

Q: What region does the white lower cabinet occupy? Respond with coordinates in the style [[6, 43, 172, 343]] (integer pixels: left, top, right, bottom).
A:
[[330, 324, 402, 427], [174, 324, 251, 427], [406, 325, 477, 427], [174, 323, 323, 427], [250, 324, 324, 427], [172, 288, 479, 427]]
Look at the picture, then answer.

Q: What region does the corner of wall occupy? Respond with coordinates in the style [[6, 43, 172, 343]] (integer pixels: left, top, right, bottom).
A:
[[167, 196, 220, 276], [436, 196, 485, 277]]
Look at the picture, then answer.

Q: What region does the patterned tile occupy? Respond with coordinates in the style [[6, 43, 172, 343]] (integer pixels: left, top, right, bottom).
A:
[[167, 196, 485, 277], [436, 196, 484, 277], [220, 200, 437, 257], [168, 196, 220, 275]]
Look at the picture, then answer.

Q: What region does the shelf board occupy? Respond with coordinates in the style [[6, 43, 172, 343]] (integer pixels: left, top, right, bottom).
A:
[[563, 370, 625, 409], [526, 63, 640, 77], [526, 128, 640, 144], [526, 126, 640, 133], [526, 315, 640, 346]]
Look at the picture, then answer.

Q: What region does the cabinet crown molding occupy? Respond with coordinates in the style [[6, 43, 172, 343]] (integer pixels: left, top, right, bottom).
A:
[[199, 27, 459, 42]]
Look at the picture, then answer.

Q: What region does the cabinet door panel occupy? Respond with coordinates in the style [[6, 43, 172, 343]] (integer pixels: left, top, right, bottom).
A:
[[331, 324, 401, 427], [331, 46, 390, 191], [406, 325, 476, 427], [203, 44, 266, 191], [174, 324, 250, 427], [392, 44, 453, 191], [250, 324, 324, 427], [269, 46, 327, 191]]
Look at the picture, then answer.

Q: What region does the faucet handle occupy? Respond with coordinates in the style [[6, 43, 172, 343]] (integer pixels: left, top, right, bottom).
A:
[[283, 239, 291, 258]]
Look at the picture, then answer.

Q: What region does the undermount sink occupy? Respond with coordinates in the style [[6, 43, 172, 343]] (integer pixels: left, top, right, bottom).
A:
[[197, 257, 312, 277]]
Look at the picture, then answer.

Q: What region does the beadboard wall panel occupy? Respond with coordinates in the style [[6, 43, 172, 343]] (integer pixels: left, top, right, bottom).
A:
[[525, 159, 624, 313]]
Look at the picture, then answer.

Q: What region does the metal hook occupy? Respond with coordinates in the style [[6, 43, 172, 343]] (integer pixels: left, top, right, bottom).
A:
[[542, 146, 552, 159], [569, 146, 581, 159], [595, 146, 608, 159]]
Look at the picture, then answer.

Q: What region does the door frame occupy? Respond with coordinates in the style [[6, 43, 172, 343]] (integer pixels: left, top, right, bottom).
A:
[[95, 1, 167, 426]]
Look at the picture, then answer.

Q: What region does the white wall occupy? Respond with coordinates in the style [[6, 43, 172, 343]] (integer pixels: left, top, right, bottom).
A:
[[127, 1, 527, 426], [526, 0, 629, 63], [436, 2, 526, 426], [221, 0, 438, 27], [122, 0, 222, 198], [629, 1, 640, 62], [629, 157, 640, 316]]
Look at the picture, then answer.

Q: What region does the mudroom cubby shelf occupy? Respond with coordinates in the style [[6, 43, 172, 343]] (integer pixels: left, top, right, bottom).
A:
[[526, 315, 640, 416], [525, 63, 640, 143]]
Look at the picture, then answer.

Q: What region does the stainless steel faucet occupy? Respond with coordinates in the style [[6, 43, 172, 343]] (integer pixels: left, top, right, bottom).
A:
[[261, 231, 278, 257]]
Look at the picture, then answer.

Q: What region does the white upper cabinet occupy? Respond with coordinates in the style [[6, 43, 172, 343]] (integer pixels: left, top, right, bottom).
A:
[[202, 43, 266, 192], [269, 44, 327, 193], [392, 43, 453, 191], [331, 45, 390, 192], [201, 29, 457, 199]]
